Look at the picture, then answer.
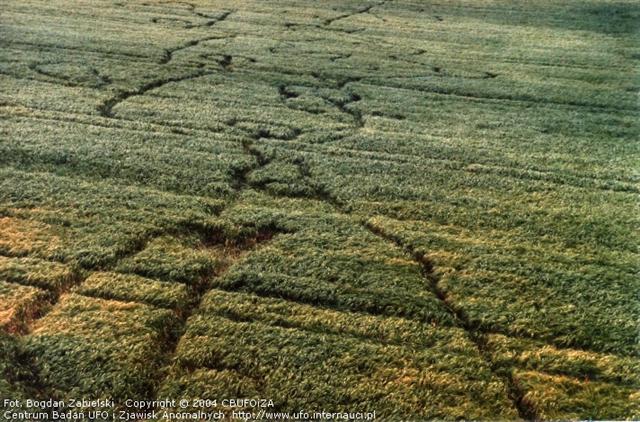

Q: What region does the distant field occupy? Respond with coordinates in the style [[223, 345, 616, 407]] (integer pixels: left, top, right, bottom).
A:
[[1, 0, 638, 420]]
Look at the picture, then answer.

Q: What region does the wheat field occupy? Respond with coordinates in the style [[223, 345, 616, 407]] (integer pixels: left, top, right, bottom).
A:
[[1, 0, 638, 420]]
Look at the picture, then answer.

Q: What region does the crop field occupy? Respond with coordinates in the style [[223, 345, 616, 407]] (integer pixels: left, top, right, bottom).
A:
[[0, 0, 639, 420]]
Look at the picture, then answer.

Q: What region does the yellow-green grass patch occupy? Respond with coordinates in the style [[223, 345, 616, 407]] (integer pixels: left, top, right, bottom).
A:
[[170, 312, 517, 419], [25, 294, 180, 401], [0, 255, 77, 292], [73, 271, 191, 311], [515, 370, 639, 421], [0, 281, 51, 333]]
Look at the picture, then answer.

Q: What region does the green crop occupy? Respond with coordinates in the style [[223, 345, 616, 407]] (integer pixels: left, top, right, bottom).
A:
[[1, 0, 638, 419]]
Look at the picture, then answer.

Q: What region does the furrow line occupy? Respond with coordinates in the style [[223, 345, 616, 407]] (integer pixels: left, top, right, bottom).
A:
[[324, 1, 387, 26], [362, 221, 537, 421], [12, 270, 88, 336], [159, 33, 234, 65], [150, 228, 282, 401], [97, 69, 213, 118]]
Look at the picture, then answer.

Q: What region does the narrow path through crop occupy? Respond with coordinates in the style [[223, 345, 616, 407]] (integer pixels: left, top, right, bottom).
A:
[[97, 69, 213, 118], [97, 10, 235, 117], [151, 227, 283, 400], [323, 1, 388, 26], [363, 222, 537, 420]]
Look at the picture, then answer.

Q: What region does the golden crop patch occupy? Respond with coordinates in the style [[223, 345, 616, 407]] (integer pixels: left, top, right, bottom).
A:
[[0, 217, 60, 256]]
